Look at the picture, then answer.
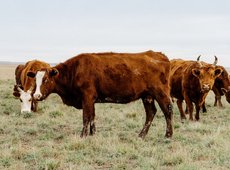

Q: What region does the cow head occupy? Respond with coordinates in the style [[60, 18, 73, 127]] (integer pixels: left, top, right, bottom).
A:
[[13, 85, 33, 113], [191, 56, 223, 93], [221, 87, 230, 103], [27, 68, 58, 101]]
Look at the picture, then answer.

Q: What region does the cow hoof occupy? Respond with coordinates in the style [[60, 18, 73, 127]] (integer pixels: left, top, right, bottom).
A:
[[138, 132, 146, 139], [90, 126, 96, 136], [195, 118, 200, 121], [181, 118, 186, 123], [80, 130, 88, 138], [165, 132, 172, 138]]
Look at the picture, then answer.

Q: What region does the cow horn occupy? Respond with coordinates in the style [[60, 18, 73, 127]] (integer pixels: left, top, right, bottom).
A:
[[197, 55, 201, 61], [197, 55, 202, 67], [27, 86, 33, 94], [213, 56, 218, 66], [16, 85, 23, 93]]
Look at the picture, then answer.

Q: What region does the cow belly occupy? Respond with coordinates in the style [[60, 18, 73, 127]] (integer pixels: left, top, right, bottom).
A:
[[97, 94, 140, 104]]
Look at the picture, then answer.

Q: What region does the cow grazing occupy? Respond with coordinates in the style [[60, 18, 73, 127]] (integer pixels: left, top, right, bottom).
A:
[[13, 60, 50, 113], [170, 56, 223, 121], [27, 51, 173, 138]]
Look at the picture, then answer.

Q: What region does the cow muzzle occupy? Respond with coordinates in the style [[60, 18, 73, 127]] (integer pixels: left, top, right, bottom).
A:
[[33, 93, 42, 100], [201, 84, 211, 92], [21, 109, 31, 113]]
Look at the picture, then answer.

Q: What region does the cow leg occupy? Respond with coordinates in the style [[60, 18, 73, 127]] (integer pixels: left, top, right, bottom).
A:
[[195, 104, 201, 121], [214, 95, 218, 106], [89, 111, 96, 136], [155, 93, 173, 138], [31, 100, 38, 112], [81, 91, 96, 137], [184, 94, 194, 121], [217, 96, 223, 107], [176, 99, 186, 122], [202, 102, 207, 113], [139, 97, 157, 139]]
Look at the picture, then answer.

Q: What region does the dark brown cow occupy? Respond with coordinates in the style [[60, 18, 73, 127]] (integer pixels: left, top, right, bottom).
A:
[[202, 66, 230, 111], [212, 66, 230, 106], [170, 56, 222, 121], [27, 50, 173, 138], [13, 60, 50, 113]]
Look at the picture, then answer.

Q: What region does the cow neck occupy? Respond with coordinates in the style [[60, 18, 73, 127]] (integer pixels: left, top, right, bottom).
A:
[[53, 63, 72, 97], [222, 69, 230, 89]]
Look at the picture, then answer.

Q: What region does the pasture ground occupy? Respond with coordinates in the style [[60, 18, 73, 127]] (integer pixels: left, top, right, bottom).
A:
[[0, 64, 230, 170]]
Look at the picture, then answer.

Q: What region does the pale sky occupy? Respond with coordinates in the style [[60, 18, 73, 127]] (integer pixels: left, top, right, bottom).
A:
[[0, 0, 229, 66]]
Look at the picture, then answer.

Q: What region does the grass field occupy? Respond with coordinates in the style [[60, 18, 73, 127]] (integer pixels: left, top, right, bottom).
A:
[[0, 64, 230, 170]]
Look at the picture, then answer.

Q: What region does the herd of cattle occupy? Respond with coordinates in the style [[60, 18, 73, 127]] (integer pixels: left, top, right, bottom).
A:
[[12, 50, 230, 138]]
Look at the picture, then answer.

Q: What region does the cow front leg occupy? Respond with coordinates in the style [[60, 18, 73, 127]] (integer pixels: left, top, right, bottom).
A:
[[195, 104, 200, 121], [202, 102, 207, 113], [139, 97, 157, 139], [81, 92, 96, 137], [176, 99, 186, 122], [31, 100, 38, 112], [217, 96, 223, 107], [184, 94, 194, 121]]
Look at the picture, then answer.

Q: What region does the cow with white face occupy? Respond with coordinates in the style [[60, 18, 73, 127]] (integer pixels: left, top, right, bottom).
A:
[[13, 60, 50, 113], [13, 85, 33, 113]]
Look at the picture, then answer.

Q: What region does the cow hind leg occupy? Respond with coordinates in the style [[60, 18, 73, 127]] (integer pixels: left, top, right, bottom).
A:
[[139, 97, 157, 139], [155, 93, 173, 138]]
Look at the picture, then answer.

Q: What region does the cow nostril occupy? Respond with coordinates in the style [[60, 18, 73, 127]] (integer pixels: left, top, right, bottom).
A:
[[34, 94, 41, 99], [203, 84, 210, 90]]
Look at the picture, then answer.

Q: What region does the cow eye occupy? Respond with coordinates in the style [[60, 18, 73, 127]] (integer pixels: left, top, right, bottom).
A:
[[43, 78, 48, 83], [20, 99, 22, 102], [29, 99, 32, 102]]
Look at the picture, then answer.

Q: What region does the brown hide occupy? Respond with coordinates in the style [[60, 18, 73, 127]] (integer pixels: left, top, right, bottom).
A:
[[212, 66, 230, 106], [31, 50, 173, 138], [15, 64, 25, 85], [170, 59, 222, 121]]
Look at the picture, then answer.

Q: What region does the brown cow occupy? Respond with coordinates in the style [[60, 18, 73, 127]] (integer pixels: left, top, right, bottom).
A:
[[27, 50, 173, 138], [212, 66, 230, 106], [13, 60, 50, 113], [202, 66, 230, 111], [170, 56, 222, 121]]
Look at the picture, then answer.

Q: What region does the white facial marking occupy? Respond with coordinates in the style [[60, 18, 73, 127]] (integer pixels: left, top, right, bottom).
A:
[[34, 71, 45, 99], [19, 90, 32, 113]]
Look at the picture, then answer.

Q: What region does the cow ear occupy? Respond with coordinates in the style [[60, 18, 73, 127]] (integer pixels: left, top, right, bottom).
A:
[[27, 71, 36, 78], [192, 68, 200, 77], [221, 88, 227, 94], [214, 68, 223, 78], [49, 68, 58, 77], [13, 91, 20, 98]]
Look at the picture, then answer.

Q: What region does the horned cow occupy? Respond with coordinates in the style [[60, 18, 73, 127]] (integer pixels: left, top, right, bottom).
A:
[[170, 56, 223, 121]]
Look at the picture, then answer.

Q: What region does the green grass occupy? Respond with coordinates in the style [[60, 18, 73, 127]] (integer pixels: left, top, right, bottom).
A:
[[0, 75, 230, 169]]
